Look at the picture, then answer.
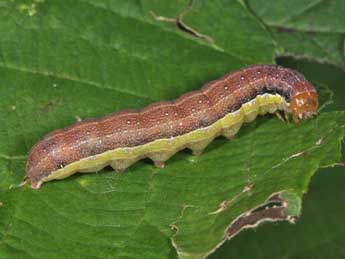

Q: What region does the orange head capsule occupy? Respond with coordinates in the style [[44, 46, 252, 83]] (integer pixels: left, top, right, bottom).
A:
[[290, 91, 318, 123]]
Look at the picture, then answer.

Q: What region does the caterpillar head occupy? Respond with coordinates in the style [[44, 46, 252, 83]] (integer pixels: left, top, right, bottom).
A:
[[290, 91, 319, 123]]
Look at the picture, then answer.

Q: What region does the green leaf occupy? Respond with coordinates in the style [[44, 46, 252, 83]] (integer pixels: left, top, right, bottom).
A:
[[144, 0, 276, 63], [246, 0, 345, 69], [210, 166, 345, 259], [0, 1, 344, 259]]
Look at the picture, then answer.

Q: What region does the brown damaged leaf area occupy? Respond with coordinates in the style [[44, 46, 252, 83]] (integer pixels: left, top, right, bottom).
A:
[[226, 194, 294, 240], [149, 0, 215, 45], [171, 191, 298, 259]]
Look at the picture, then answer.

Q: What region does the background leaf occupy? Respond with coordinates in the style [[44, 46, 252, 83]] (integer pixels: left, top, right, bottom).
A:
[[0, 1, 344, 258], [246, 0, 345, 69]]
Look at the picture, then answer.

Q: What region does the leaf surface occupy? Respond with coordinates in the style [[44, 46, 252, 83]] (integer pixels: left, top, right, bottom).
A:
[[246, 0, 345, 69], [0, 1, 344, 258]]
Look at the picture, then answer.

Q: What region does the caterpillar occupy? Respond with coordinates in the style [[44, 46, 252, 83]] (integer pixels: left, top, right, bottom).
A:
[[25, 65, 318, 189]]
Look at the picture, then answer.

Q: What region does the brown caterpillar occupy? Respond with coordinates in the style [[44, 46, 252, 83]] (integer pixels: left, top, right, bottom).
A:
[[25, 65, 319, 189]]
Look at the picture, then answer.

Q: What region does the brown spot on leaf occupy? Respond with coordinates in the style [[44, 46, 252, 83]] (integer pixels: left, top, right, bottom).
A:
[[277, 27, 297, 33], [226, 196, 293, 239], [40, 98, 63, 114]]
